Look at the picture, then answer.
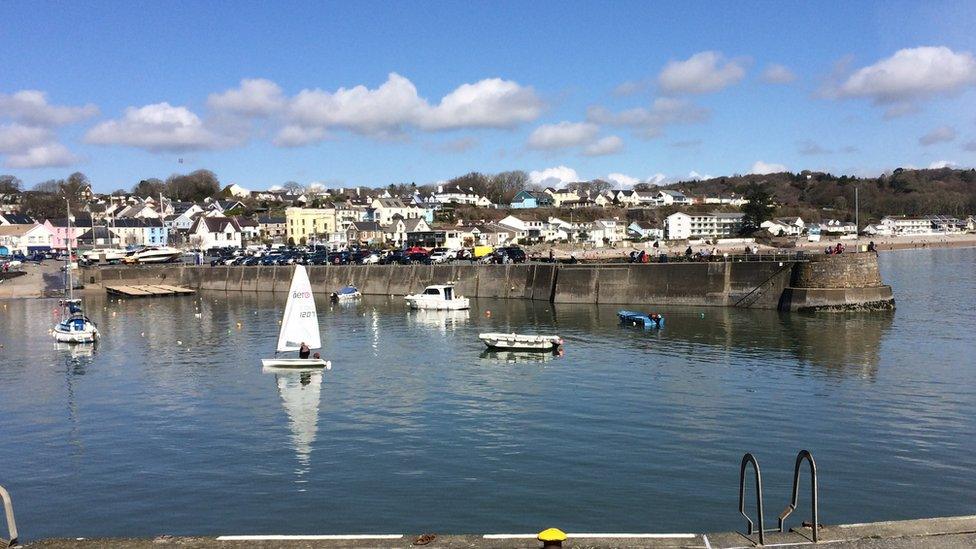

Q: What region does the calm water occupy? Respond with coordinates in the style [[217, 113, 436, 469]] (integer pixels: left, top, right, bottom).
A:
[[1, 248, 974, 539]]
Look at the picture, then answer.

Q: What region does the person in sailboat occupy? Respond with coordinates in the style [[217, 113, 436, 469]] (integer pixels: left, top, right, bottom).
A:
[[299, 342, 311, 359]]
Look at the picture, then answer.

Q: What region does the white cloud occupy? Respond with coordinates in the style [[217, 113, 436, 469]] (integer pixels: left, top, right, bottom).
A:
[[604, 172, 668, 188], [928, 160, 957, 169], [207, 78, 285, 117], [919, 125, 956, 146], [583, 135, 624, 156], [282, 73, 544, 142], [687, 171, 712, 180], [529, 165, 579, 188], [3, 142, 80, 169], [527, 121, 599, 150], [0, 123, 54, 154], [658, 51, 747, 94], [836, 46, 976, 103], [274, 124, 328, 147], [85, 102, 224, 152], [749, 160, 788, 174], [0, 90, 98, 127], [587, 97, 708, 138], [761, 64, 796, 84]]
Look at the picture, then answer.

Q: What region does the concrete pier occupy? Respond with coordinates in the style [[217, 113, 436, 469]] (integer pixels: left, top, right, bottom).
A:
[[13, 515, 976, 548], [80, 253, 895, 311]]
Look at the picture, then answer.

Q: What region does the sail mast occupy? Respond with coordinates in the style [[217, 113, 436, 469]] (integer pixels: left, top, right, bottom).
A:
[[66, 199, 73, 300]]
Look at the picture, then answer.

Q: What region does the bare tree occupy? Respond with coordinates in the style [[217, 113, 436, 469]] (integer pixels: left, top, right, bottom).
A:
[[0, 175, 22, 193], [132, 178, 166, 198]]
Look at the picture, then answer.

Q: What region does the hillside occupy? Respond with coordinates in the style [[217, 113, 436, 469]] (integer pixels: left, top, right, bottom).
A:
[[650, 168, 976, 223]]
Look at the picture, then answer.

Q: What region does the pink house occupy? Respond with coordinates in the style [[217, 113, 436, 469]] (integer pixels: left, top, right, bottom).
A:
[[44, 216, 92, 250]]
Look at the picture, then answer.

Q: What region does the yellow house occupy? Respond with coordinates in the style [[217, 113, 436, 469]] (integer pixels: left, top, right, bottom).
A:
[[286, 207, 337, 245]]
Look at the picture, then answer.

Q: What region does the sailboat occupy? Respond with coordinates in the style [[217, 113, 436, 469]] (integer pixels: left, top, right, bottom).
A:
[[261, 265, 331, 369], [53, 203, 99, 344]]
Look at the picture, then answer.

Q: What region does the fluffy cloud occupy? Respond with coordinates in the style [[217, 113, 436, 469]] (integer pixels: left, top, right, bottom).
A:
[[658, 51, 747, 94], [0, 90, 98, 127], [761, 64, 797, 84], [604, 172, 668, 188], [3, 142, 80, 169], [282, 73, 544, 142], [918, 125, 956, 146], [273, 124, 328, 148], [836, 46, 976, 104], [749, 160, 788, 174], [583, 135, 624, 156], [527, 121, 599, 150], [587, 98, 708, 138], [928, 160, 957, 169], [207, 78, 285, 117], [529, 165, 579, 188], [0, 123, 81, 169], [85, 102, 225, 152]]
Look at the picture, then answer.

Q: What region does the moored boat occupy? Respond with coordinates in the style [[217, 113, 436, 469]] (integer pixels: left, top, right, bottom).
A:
[[330, 285, 361, 302], [53, 299, 99, 343], [405, 283, 469, 310], [81, 247, 127, 263], [122, 246, 182, 264], [617, 310, 664, 329], [479, 332, 563, 351]]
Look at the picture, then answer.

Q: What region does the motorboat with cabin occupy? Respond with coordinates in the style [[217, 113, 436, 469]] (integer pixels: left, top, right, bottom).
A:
[[479, 333, 563, 351], [81, 248, 127, 264], [122, 246, 182, 264], [404, 283, 470, 310], [330, 285, 361, 302]]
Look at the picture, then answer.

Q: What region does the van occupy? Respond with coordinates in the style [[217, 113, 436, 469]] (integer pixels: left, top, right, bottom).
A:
[[473, 245, 494, 258]]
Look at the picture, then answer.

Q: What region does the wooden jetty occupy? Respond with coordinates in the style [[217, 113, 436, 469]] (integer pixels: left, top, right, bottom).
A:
[[105, 284, 195, 298]]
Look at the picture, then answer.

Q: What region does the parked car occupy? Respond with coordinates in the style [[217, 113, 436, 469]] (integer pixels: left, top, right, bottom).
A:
[[380, 250, 411, 265], [492, 246, 527, 264], [428, 247, 453, 264], [327, 251, 351, 265], [407, 252, 432, 265]]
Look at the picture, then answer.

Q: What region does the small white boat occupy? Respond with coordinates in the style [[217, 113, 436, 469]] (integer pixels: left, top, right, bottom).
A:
[[123, 246, 182, 264], [479, 332, 563, 351], [261, 265, 332, 369], [330, 285, 361, 302], [405, 284, 470, 310], [53, 300, 99, 343]]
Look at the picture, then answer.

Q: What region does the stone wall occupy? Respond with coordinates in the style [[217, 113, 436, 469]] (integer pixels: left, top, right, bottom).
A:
[[82, 253, 894, 311]]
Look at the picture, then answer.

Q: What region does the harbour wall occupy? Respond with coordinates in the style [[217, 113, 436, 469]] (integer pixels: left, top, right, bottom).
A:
[[82, 253, 894, 311]]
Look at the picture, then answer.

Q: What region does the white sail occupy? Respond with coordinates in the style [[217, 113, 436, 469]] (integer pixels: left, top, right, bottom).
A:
[[276, 265, 321, 352]]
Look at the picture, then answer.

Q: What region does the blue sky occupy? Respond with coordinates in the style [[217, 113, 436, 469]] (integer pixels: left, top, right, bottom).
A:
[[2, 1, 976, 192]]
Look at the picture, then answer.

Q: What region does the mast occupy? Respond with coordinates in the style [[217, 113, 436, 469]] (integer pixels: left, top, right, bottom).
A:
[[65, 198, 73, 300]]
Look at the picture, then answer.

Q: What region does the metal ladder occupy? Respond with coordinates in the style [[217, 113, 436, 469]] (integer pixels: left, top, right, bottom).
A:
[[0, 484, 17, 547], [739, 450, 819, 545]]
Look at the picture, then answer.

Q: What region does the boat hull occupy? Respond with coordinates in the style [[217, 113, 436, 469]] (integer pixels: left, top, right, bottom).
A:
[[617, 310, 664, 329], [330, 291, 361, 301], [479, 333, 562, 351], [261, 358, 332, 369], [52, 327, 98, 344], [405, 296, 470, 310]]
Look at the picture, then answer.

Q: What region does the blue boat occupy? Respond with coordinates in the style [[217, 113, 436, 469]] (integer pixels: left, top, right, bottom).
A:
[[330, 285, 362, 302], [617, 310, 664, 329]]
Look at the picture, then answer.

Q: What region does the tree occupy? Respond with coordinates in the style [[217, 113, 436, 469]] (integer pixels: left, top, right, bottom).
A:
[[742, 182, 775, 231], [132, 178, 166, 198], [487, 170, 529, 204], [281, 181, 305, 194], [0, 175, 22, 193], [166, 169, 220, 202]]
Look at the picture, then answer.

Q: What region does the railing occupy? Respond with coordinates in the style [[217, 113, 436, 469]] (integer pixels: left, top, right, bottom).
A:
[[739, 453, 766, 545], [778, 450, 819, 542], [0, 484, 18, 547]]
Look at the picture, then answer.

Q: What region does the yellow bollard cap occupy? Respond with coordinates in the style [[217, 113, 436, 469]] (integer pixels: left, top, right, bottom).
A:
[[538, 528, 567, 542]]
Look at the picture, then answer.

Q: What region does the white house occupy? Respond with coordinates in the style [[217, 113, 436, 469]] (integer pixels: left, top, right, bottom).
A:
[[665, 212, 745, 240], [433, 184, 493, 207], [370, 198, 426, 226], [655, 190, 692, 206], [189, 217, 243, 249], [761, 217, 805, 236]]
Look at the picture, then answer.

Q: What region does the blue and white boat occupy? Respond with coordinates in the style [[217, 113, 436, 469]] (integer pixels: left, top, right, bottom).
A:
[[617, 310, 664, 329], [330, 285, 361, 302]]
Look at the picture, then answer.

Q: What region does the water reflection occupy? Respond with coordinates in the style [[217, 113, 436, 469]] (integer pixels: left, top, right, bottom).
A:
[[262, 366, 324, 480], [406, 309, 470, 331], [479, 349, 563, 364]]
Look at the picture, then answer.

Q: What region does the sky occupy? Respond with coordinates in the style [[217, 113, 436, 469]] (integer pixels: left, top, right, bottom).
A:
[[2, 0, 976, 192]]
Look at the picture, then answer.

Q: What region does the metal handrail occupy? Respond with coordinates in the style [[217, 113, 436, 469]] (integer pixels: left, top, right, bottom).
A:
[[738, 453, 765, 545], [0, 484, 18, 547], [778, 450, 819, 542]]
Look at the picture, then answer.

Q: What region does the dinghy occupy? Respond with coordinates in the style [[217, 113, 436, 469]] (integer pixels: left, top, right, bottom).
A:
[[261, 265, 331, 369], [617, 310, 664, 329], [479, 333, 563, 351], [330, 285, 361, 302]]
